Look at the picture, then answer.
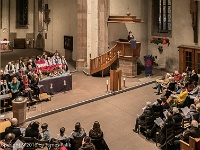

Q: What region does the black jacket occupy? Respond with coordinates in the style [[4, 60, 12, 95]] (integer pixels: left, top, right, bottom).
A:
[[5, 125, 22, 138], [191, 73, 199, 83], [25, 127, 42, 140], [139, 107, 154, 120], [173, 113, 183, 124], [78, 143, 95, 150], [70, 128, 86, 150], [183, 127, 200, 143]]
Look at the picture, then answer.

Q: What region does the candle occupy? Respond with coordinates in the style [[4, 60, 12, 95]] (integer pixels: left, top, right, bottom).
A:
[[64, 80, 66, 85], [50, 83, 53, 89], [106, 80, 108, 85], [123, 78, 126, 81]]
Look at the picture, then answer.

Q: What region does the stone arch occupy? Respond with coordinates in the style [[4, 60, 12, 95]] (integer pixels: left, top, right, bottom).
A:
[[36, 33, 45, 51]]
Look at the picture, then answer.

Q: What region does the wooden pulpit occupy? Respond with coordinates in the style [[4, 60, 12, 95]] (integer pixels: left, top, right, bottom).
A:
[[110, 69, 122, 91]]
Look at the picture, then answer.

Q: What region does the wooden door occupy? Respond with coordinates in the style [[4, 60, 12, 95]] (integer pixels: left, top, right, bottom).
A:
[[183, 49, 194, 72], [195, 50, 200, 74]]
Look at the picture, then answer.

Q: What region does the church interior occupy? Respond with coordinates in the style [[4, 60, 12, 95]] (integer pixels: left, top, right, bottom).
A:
[[0, 0, 200, 150]]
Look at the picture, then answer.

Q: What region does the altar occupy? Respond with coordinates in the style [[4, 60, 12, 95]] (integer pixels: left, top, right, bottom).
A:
[[0, 41, 9, 50], [39, 73, 72, 95]]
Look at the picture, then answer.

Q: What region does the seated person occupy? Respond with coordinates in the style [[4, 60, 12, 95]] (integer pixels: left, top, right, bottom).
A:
[[57, 127, 68, 140], [25, 121, 42, 140], [78, 136, 95, 150], [60, 56, 69, 72], [191, 69, 199, 83], [21, 75, 33, 100], [15, 59, 26, 72], [127, 31, 134, 41], [186, 79, 194, 92], [30, 74, 39, 99], [1, 80, 10, 95], [0, 133, 15, 150], [5, 118, 22, 139], [167, 86, 188, 105], [189, 81, 199, 95], [172, 107, 183, 124], [15, 66, 26, 81], [153, 73, 171, 95], [4, 62, 15, 75], [156, 112, 175, 146], [70, 122, 86, 150], [184, 104, 199, 121], [163, 77, 176, 98], [41, 123, 50, 141], [26, 59, 36, 68], [89, 121, 109, 150], [174, 120, 200, 150], [173, 70, 182, 83], [133, 101, 154, 133]]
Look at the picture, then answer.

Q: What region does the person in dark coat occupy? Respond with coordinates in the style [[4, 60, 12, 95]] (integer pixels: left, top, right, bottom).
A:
[[158, 113, 175, 145], [172, 107, 183, 124], [191, 69, 199, 83], [30, 74, 40, 99], [5, 118, 22, 139], [174, 120, 200, 150], [70, 122, 86, 150], [25, 121, 42, 140], [89, 121, 109, 150], [78, 136, 95, 150], [133, 102, 154, 133]]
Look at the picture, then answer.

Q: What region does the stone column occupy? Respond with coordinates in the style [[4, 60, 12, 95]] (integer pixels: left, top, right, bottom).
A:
[[76, 0, 87, 71], [98, 0, 109, 55]]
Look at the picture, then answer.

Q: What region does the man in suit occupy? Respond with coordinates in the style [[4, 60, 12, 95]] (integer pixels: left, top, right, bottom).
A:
[[5, 118, 22, 139], [133, 102, 154, 133], [0, 69, 5, 80]]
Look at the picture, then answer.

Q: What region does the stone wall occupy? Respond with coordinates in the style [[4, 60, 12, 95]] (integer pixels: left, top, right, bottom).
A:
[[147, 0, 199, 70], [119, 57, 137, 77]]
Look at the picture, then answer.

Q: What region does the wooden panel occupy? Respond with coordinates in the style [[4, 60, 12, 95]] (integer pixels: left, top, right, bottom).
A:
[[14, 38, 26, 49]]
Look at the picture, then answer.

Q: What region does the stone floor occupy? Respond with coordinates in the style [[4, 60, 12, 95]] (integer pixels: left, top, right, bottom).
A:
[[0, 49, 168, 149], [2, 67, 166, 150]]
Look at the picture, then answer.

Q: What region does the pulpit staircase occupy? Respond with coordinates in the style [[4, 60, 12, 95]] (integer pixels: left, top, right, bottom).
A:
[[90, 44, 119, 76]]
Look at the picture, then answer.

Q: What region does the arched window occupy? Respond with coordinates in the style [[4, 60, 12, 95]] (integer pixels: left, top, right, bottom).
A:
[[152, 0, 172, 36], [16, 0, 28, 28]]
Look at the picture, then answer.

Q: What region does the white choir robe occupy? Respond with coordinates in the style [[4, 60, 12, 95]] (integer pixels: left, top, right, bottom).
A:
[[4, 64, 15, 74], [45, 59, 53, 66]]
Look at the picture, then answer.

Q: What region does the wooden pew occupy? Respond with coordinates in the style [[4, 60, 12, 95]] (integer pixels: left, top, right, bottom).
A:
[[0, 119, 11, 140], [180, 136, 200, 150]]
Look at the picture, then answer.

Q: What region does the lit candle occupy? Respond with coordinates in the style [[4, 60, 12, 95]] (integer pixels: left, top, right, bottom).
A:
[[106, 80, 109, 85], [123, 78, 126, 81], [50, 83, 53, 89]]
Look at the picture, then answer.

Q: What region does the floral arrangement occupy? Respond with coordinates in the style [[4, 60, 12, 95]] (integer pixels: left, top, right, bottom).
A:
[[150, 37, 170, 46]]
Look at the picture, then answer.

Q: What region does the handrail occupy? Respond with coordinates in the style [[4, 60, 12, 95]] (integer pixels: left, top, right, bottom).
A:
[[90, 44, 119, 75]]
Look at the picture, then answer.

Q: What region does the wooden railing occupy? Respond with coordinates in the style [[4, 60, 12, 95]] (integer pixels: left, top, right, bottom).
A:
[[90, 44, 119, 75]]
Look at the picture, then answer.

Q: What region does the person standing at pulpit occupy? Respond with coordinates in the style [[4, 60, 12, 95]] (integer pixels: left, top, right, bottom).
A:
[[127, 31, 134, 41]]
